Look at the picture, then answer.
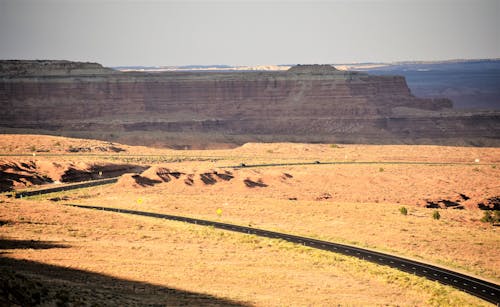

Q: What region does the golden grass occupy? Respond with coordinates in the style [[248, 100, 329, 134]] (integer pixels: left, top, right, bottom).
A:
[[1, 134, 499, 305], [0, 200, 490, 306]]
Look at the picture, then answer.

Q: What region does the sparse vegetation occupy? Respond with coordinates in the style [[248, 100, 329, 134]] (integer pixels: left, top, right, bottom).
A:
[[480, 210, 500, 224], [0, 200, 489, 306], [330, 144, 340, 148], [29, 145, 36, 152], [432, 210, 441, 220], [0, 134, 499, 305]]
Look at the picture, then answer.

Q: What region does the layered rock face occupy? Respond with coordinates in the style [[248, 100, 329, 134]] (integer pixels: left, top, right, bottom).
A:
[[0, 61, 498, 147]]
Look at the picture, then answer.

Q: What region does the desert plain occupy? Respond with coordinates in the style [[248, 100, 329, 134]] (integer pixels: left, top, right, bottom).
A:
[[0, 134, 499, 306]]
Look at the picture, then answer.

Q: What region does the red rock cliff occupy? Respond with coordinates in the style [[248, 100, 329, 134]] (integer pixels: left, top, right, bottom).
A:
[[1, 61, 498, 147]]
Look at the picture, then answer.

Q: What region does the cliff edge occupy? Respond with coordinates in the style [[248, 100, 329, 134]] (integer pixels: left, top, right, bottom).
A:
[[0, 61, 498, 148], [0, 60, 116, 76]]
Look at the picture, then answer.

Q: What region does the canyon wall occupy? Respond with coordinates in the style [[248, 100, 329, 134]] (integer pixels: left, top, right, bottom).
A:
[[0, 61, 498, 147]]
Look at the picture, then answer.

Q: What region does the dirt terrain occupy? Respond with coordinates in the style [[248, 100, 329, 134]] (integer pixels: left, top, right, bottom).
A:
[[1, 134, 499, 305]]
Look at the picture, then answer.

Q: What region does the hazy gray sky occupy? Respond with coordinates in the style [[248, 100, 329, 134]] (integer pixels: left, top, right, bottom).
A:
[[1, 0, 499, 66]]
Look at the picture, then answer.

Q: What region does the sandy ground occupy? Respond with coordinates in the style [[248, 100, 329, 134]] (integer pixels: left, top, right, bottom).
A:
[[1, 134, 499, 305]]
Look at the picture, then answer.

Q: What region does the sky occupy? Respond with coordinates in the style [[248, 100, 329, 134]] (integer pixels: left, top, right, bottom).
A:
[[0, 0, 499, 67]]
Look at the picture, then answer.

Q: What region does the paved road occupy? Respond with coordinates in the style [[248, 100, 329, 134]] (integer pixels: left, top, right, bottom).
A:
[[65, 204, 500, 305], [225, 160, 490, 169], [14, 178, 119, 198], [13, 160, 486, 198]]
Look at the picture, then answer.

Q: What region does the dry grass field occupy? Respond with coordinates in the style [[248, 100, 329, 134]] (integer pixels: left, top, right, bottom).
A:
[[1, 134, 499, 306]]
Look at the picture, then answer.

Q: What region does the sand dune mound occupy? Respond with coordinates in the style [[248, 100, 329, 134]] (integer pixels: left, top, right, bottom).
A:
[[136, 165, 237, 187], [0, 160, 53, 191], [115, 165, 291, 190], [115, 173, 161, 188]]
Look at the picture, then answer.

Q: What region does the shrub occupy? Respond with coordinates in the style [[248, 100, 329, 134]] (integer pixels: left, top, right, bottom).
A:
[[330, 144, 339, 148], [480, 211, 493, 223], [29, 145, 36, 152], [379, 167, 384, 172], [432, 210, 441, 220], [480, 210, 500, 224], [399, 207, 408, 215]]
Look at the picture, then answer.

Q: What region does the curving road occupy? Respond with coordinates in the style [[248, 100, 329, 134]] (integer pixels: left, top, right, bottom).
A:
[[11, 160, 489, 198], [225, 160, 491, 169], [64, 204, 500, 305], [14, 177, 119, 198]]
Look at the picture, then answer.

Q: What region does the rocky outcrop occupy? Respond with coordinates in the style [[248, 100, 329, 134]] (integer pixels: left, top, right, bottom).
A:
[[0, 60, 498, 147], [0, 60, 116, 76]]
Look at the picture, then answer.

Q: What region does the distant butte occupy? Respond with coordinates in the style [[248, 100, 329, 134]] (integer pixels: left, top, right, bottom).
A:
[[0, 60, 498, 148]]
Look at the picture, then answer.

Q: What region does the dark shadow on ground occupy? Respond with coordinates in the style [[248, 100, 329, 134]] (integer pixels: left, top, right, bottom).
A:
[[0, 238, 70, 251], [131, 175, 162, 187], [243, 179, 268, 188], [0, 239, 249, 306], [0, 170, 52, 192], [61, 164, 149, 182], [200, 173, 217, 185]]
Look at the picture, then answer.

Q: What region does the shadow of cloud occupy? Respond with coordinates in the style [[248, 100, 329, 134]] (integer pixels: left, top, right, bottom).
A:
[[0, 240, 249, 306]]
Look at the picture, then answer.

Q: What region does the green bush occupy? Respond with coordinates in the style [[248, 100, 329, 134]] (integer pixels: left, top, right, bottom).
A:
[[330, 144, 339, 148], [379, 167, 384, 172], [480, 210, 500, 224], [432, 210, 441, 220], [399, 207, 408, 215], [480, 211, 493, 223]]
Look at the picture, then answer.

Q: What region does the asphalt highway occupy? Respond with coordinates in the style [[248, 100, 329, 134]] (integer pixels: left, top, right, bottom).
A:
[[65, 204, 500, 305], [14, 177, 119, 198], [225, 160, 490, 169]]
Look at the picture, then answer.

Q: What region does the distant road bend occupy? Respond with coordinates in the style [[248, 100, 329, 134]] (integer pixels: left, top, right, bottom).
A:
[[65, 204, 500, 305], [14, 177, 119, 198], [226, 160, 493, 169], [12, 160, 489, 198]]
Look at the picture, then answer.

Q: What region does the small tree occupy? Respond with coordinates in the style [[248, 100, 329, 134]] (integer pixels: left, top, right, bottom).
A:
[[399, 207, 408, 215], [432, 210, 441, 220]]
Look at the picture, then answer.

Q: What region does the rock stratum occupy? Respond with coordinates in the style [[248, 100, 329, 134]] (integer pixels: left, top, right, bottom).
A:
[[0, 60, 499, 148]]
